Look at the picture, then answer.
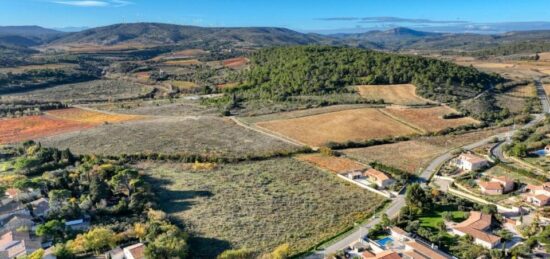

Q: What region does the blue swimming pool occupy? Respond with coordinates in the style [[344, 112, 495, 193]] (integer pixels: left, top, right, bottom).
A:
[[376, 237, 394, 247], [533, 149, 547, 156]]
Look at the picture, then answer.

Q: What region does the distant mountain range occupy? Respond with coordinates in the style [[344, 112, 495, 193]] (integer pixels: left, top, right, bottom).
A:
[[1, 23, 550, 53]]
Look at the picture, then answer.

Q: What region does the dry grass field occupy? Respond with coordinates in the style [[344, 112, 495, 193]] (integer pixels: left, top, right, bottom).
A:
[[256, 108, 420, 147], [89, 99, 220, 116], [505, 84, 537, 98], [2, 80, 153, 103], [496, 95, 528, 114], [0, 63, 77, 74], [163, 59, 202, 66], [140, 158, 385, 257], [356, 84, 431, 105], [382, 106, 479, 132], [169, 80, 199, 90], [40, 117, 300, 157], [45, 108, 141, 124], [544, 84, 550, 97], [296, 154, 366, 173], [344, 127, 508, 173], [0, 116, 92, 144]]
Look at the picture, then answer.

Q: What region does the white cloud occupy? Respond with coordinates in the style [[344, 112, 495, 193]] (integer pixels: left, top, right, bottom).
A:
[[52, 0, 133, 7]]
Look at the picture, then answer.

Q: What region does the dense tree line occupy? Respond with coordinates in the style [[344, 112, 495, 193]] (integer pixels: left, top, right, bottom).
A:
[[0, 101, 67, 118], [228, 46, 505, 103], [0, 68, 99, 95]]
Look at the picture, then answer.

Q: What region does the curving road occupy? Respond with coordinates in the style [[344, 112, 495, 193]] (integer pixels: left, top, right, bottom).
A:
[[311, 78, 550, 257]]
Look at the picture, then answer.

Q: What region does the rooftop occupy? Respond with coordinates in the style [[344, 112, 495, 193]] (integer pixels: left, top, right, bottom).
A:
[[364, 168, 390, 181], [453, 211, 500, 245], [478, 181, 503, 191], [459, 153, 487, 164], [404, 240, 452, 259]]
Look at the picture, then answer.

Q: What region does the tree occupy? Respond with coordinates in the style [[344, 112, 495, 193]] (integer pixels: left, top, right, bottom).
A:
[[53, 243, 75, 259], [28, 249, 44, 259], [36, 220, 66, 241], [405, 183, 430, 213], [269, 243, 290, 259], [109, 169, 139, 195], [67, 227, 118, 254], [217, 248, 255, 259], [145, 233, 188, 259]]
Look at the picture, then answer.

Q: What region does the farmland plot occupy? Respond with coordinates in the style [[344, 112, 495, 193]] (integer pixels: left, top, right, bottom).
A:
[[2, 80, 153, 103], [255, 108, 419, 147], [140, 158, 385, 257], [356, 84, 432, 105], [45, 108, 141, 124], [40, 117, 300, 157], [382, 106, 479, 132], [0, 116, 92, 144], [296, 154, 366, 173]]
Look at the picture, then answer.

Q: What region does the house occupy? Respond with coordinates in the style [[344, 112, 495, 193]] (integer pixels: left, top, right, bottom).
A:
[[525, 183, 550, 207], [389, 226, 409, 242], [0, 230, 41, 258], [346, 171, 363, 180], [123, 243, 145, 259], [0, 200, 31, 222], [29, 198, 49, 217], [105, 247, 125, 259], [403, 240, 452, 259], [362, 251, 402, 259], [364, 169, 395, 188], [455, 153, 489, 171], [478, 177, 514, 195], [0, 214, 34, 232], [65, 219, 90, 231], [451, 211, 501, 249]]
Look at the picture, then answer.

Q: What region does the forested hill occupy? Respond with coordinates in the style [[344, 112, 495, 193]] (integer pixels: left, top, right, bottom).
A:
[[234, 46, 505, 103]]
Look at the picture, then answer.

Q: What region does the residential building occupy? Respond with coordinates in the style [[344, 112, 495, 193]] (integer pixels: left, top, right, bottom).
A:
[[362, 250, 402, 259], [364, 169, 395, 188], [403, 240, 452, 259], [346, 171, 363, 180], [29, 198, 49, 217], [478, 176, 514, 195], [105, 247, 125, 259], [123, 243, 145, 259], [525, 182, 550, 207], [0, 214, 34, 232], [455, 153, 489, 171], [65, 219, 90, 231], [451, 211, 501, 249], [0, 200, 30, 222], [389, 227, 409, 242], [0, 230, 41, 258]]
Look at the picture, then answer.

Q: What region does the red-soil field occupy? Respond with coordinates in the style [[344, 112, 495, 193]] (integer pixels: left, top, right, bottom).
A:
[[0, 116, 93, 144], [222, 57, 249, 69]]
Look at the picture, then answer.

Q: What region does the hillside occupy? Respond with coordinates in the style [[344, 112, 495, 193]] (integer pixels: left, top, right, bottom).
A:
[[0, 25, 65, 47], [231, 46, 505, 103], [47, 23, 331, 48]]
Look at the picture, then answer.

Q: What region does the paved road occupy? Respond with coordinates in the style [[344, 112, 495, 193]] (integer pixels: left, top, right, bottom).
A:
[[309, 78, 550, 257]]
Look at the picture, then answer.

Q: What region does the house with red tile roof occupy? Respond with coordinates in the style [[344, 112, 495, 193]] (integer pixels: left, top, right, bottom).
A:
[[478, 176, 514, 195], [451, 212, 501, 249], [525, 182, 550, 206], [364, 168, 395, 188]]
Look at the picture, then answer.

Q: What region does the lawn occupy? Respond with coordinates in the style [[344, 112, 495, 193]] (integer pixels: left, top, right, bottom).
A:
[[419, 207, 467, 231], [138, 158, 386, 257]]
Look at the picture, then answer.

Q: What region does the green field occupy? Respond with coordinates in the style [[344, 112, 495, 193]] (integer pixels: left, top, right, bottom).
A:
[[139, 158, 386, 257]]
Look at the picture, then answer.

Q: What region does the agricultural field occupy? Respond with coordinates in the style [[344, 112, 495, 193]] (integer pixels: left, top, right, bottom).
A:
[[496, 95, 529, 114], [163, 59, 202, 66], [296, 154, 366, 173], [40, 117, 301, 157], [505, 84, 537, 98], [2, 80, 153, 103], [355, 84, 432, 105], [45, 108, 141, 124], [89, 98, 220, 116], [222, 57, 248, 69], [169, 80, 200, 91], [454, 59, 549, 80], [255, 108, 420, 147], [139, 158, 386, 257], [344, 127, 509, 173], [0, 63, 77, 74], [0, 115, 92, 144], [382, 106, 479, 132]]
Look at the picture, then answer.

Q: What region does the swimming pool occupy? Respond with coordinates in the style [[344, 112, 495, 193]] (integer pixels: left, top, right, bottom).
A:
[[376, 237, 394, 248], [533, 149, 548, 156]]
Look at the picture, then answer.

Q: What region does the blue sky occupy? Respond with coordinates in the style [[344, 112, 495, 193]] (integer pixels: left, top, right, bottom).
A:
[[2, 0, 550, 33]]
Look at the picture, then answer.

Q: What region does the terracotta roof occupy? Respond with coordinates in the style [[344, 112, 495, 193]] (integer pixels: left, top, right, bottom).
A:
[[454, 226, 501, 244], [405, 240, 452, 259], [403, 250, 430, 259], [493, 176, 514, 185], [362, 250, 375, 258], [363, 251, 402, 259], [459, 153, 487, 164], [478, 181, 503, 191], [364, 168, 390, 181], [534, 194, 550, 204], [125, 243, 145, 259], [4, 188, 19, 198], [390, 226, 408, 236], [453, 211, 500, 245]]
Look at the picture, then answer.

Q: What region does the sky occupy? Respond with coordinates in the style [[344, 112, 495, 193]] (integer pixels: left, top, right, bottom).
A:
[[2, 0, 550, 33]]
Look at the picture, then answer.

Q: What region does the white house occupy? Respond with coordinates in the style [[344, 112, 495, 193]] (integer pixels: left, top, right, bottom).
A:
[[455, 153, 489, 171], [364, 169, 395, 188], [452, 212, 501, 249]]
